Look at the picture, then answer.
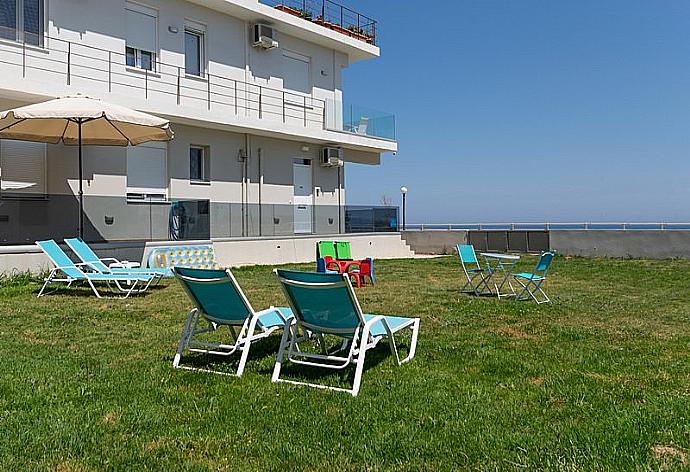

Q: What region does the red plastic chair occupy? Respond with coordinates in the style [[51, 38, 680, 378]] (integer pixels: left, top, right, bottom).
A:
[[348, 258, 375, 288]]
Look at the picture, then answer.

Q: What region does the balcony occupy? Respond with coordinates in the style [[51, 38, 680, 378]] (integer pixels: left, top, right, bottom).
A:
[[0, 34, 394, 147], [262, 0, 377, 45], [325, 100, 396, 141]]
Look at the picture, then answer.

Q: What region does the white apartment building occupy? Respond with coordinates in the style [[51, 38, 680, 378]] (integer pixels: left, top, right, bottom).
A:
[[0, 0, 397, 245]]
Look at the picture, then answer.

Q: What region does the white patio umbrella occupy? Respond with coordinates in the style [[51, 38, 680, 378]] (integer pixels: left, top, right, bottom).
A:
[[0, 96, 173, 238]]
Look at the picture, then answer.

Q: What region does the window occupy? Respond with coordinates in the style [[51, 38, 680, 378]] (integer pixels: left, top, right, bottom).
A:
[[0, 139, 47, 197], [282, 50, 311, 95], [125, 1, 157, 71], [126, 142, 167, 201], [189, 145, 209, 183], [184, 23, 205, 76], [0, 0, 44, 46]]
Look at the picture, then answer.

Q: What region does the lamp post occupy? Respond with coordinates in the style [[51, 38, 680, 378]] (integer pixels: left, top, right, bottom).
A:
[[400, 186, 408, 230]]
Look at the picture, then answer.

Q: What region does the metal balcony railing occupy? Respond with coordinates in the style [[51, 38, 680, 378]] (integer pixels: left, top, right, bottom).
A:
[[263, 0, 377, 45], [0, 30, 326, 129]]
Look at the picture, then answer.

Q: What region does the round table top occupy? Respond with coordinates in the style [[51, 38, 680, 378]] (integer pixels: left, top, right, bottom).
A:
[[480, 252, 520, 261]]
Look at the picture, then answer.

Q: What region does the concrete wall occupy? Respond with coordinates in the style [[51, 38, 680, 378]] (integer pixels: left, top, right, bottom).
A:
[[400, 230, 468, 255], [402, 229, 690, 260], [0, 232, 414, 274], [550, 230, 690, 259]]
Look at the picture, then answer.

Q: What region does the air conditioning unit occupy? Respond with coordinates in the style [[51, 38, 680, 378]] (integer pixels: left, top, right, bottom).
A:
[[321, 147, 344, 167], [253, 24, 278, 49]]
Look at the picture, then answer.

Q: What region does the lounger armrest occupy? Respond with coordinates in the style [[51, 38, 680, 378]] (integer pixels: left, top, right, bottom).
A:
[[255, 306, 294, 324]]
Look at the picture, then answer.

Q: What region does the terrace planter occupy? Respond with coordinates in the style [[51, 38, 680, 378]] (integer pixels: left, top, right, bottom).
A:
[[275, 5, 301, 17]]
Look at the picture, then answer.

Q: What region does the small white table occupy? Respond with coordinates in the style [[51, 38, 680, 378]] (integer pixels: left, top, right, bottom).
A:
[[480, 253, 520, 299], [109, 261, 141, 270]]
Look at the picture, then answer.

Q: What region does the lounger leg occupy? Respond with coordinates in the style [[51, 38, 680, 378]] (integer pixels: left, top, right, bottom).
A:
[[272, 319, 294, 383], [351, 329, 372, 397], [173, 309, 197, 368], [236, 315, 261, 377], [87, 279, 103, 298], [37, 270, 55, 297]]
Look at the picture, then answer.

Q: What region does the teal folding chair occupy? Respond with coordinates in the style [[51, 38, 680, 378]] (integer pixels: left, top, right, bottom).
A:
[[512, 251, 555, 304], [36, 240, 154, 298], [457, 244, 491, 296], [173, 267, 294, 377], [272, 269, 420, 396], [65, 238, 172, 279]]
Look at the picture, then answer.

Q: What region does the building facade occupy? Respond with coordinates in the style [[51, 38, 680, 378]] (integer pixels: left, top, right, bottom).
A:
[[0, 0, 397, 244]]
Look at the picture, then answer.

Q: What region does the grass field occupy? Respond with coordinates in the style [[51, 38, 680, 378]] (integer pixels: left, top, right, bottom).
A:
[[1, 255, 690, 470]]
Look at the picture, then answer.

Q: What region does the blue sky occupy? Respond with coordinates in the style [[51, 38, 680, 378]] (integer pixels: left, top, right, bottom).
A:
[[342, 0, 690, 223]]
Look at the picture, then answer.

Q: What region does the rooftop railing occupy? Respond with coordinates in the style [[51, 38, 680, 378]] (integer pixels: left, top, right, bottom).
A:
[[262, 0, 377, 45]]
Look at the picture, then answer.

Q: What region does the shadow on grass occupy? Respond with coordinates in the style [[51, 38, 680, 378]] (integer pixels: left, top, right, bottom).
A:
[[31, 282, 165, 299], [256, 341, 413, 388]]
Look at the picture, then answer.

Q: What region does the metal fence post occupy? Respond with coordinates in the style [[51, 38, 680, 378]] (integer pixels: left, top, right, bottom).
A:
[[282, 91, 286, 123], [177, 67, 181, 105], [259, 86, 263, 119], [207, 74, 211, 110], [67, 41, 71, 85], [108, 51, 112, 92], [22, 39, 26, 77]]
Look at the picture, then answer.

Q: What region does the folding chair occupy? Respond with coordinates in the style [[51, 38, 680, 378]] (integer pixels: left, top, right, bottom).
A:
[[456, 244, 490, 296], [272, 269, 420, 396], [36, 240, 154, 298], [512, 251, 555, 304], [172, 267, 294, 377]]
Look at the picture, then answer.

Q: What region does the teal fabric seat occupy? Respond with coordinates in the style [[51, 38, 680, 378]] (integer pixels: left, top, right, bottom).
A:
[[272, 269, 420, 397], [36, 240, 154, 299], [172, 267, 293, 377], [512, 252, 555, 304], [457, 244, 491, 296], [363, 314, 414, 338], [65, 238, 172, 278], [513, 272, 545, 281]]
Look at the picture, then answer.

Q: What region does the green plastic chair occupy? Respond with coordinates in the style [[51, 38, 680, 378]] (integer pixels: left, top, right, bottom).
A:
[[272, 269, 420, 396], [335, 241, 353, 260], [512, 252, 555, 304], [317, 241, 337, 259], [173, 267, 294, 377]]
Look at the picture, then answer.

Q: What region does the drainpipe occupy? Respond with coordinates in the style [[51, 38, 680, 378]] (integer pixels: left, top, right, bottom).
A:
[[338, 165, 343, 233], [258, 147, 263, 236]]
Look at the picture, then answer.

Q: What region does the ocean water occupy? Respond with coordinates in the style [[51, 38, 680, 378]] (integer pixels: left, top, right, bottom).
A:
[[407, 223, 690, 231]]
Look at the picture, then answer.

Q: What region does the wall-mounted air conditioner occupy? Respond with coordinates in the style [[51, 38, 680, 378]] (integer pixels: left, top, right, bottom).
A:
[[321, 147, 344, 167], [253, 24, 278, 49]]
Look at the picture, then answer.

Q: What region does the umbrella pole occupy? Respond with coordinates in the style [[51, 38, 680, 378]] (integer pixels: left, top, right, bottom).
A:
[[78, 119, 83, 239]]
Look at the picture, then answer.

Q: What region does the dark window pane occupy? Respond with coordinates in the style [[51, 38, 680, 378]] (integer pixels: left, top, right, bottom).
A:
[[140, 50, 153, 71], [190, 148, 202, 180], [185, 31, 201, 76], [0, 0, 17, 41], [24, 0, 42, 45], [126, 47, 136, 67]]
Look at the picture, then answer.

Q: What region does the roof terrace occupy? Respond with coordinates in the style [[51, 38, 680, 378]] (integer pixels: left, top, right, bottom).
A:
[[262, 0, 377, 45]]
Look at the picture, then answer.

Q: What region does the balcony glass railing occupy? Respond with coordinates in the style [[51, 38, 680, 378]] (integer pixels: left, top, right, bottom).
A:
[[325, 99, 396, 141]]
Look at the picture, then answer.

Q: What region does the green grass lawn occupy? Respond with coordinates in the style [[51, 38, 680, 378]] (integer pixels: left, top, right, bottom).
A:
[[1, 255, 690, 470]]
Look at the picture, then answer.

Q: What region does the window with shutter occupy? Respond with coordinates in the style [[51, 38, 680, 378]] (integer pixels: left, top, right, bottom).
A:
[[126, 141, 167, 201], [0, 139, 47, 198], [125, 1, 157, 71], [282, 50, 311, 95]]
